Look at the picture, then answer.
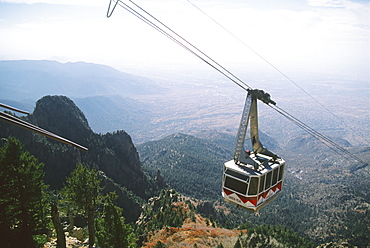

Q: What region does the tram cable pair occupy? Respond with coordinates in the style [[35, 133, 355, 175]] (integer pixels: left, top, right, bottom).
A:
[[106, 0, 368, 210], [0, 103, 88, 151]]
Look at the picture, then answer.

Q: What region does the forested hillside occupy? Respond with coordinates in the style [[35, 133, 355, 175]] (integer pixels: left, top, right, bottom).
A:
[[0, 95, 316, 247], [1, 94, 369, 247], [138, 132, 370, 246], [137, 133, 229, 200], [136, 189, 315, 248], [0, 95, 164, 222], [137, 131, 280, 200]]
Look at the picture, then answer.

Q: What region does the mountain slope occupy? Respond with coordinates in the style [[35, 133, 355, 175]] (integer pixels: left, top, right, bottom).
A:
[[73, 95, 152, 135], [138, 133, 231, 200], [137, 131, 370, 246], [137, 189, 315, 248], [137, 131, 281, 201], [0, 60, 164, 101], [0, 95, 163, 221], [137, 189, 242, 248]]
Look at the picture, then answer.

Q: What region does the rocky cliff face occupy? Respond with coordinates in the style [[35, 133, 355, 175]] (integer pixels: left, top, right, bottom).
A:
[[31, 95, 92, 146], [87, 130, 156, 199], [0, 95, 162, 221], [136, 189, 257, 248]]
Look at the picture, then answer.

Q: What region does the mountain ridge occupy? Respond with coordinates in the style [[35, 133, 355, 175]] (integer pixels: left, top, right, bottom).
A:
[[0, 95, 163, 221], [1, 59, 369, 246], [0, 60, 165, 101], [137, 130, 370, 246], [1, 94, 369, 246]]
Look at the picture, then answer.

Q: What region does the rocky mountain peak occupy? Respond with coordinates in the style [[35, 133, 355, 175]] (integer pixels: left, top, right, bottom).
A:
[[31, 95, 92, 145]]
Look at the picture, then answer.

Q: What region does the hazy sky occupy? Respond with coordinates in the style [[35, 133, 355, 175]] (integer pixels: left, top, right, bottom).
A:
[[0, 0, 369, 79]]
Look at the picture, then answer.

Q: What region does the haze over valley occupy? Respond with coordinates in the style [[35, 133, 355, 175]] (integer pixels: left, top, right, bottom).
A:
[[1, 60, 368, 149], [0, 59, 369, 246], [0, 0, 369, 246]]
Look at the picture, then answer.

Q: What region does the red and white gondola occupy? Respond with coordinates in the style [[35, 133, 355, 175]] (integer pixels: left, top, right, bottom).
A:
[[222, 89, 285, 212]]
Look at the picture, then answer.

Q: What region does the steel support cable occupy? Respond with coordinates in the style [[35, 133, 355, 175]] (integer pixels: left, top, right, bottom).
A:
[[0, 103, 30, 115], [116, 1, 249, 91], [269, 106, 345, 154], [128, 0, 252, 90], [273, 105, 361, 159], [108, 0, 368, 170], [269, 104, 368, 169], [0, 112, 88, 151], [270, 107, 354, 162], [107, 0, 119, 17], [109, 0, 251, 91], [1, 106, 57, 138], [186, 0, 369, 170], [186, 0, 369, 145], [272, 106, 348, 156]]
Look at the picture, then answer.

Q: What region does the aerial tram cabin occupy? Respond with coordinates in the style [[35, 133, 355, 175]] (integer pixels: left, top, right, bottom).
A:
[[222, 89, 285, 212]]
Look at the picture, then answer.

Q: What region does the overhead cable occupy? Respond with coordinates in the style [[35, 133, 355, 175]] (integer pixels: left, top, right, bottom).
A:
[[186, 0, 369, 145], [108, 0, 252, 91], [106, 0, 368, 170], [0, 107, 88, 151], [269, 105, 368, 169], [0, 103, 29, 115]]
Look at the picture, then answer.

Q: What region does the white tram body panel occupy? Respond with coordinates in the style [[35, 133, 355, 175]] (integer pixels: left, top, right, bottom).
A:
[[222, 155, 285, 212], [222, 89, 285, 211]]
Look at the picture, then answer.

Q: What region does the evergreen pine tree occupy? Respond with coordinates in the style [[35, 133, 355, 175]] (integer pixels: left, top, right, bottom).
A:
[[95, 192, 137, 248], [0, 137, 48, 248], [62, 163, 103, 248]]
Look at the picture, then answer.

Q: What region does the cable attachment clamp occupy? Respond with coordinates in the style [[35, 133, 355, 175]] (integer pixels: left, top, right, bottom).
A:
[[248, 89, 276, 105], [107, 0, 119, 18]]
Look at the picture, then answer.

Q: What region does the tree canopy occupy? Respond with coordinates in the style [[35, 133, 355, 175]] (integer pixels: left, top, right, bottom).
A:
[[0, 137, 48, 248], [62, 163, 103, 247]]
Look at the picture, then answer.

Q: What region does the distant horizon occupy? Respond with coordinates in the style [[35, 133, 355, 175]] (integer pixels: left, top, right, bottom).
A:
[[0, 56, 367, 85], [0, 0, 369, 81], [1, 59, 369, 147]]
